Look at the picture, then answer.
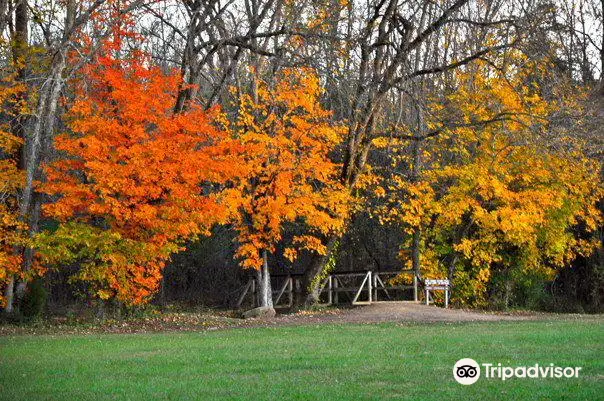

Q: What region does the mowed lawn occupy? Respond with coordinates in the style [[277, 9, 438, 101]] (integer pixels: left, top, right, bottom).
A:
[[0, 319, 602, 400]]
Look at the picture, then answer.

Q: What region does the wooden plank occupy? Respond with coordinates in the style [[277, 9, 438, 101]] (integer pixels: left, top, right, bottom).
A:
[[331, 272, 370, 278], [352, 272, 370, 305], [371, 269, 414, 275], [374, 274, 392, 300], [273, 275, 290, 305], [236, 279, 253, 308], [331, 287, 369, 292]]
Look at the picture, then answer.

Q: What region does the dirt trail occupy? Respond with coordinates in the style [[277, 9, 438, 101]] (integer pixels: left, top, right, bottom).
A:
[[269, 301, 540, 326]]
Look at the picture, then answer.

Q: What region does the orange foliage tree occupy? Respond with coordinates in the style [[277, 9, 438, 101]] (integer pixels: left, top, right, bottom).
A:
[[37, 35, 232, 305], [220, 69, 350, 306], [0, 71, 29, 306]]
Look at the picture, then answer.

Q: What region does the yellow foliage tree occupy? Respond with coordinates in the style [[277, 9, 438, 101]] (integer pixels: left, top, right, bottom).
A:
[[377, 57, 602, 307]]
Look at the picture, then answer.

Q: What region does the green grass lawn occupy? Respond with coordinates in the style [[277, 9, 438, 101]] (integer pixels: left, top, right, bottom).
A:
[[0, 319, 602, 400]]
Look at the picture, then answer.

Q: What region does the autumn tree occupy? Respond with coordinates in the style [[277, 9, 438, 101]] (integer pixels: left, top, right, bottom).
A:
[[0, 71, 29, 308], [221, 69, 350, 311], [0, 0, 151, 312], [377, 57, 603, 307], [37, 33, 232, 305]]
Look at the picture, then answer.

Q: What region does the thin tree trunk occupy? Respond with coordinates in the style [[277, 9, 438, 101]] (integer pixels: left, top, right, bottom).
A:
[[411, 228, 421, 278], [410, 98, 425, 280], [410, 138, 422, 280], [4, 0, 29, 313], [256, 249, 274, 310]]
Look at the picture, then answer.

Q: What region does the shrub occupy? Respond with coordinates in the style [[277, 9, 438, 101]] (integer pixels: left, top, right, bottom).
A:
[[20, 278, 48, 319]]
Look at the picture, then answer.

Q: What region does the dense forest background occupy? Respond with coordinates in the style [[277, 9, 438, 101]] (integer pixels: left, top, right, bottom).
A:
[[0, 0, 602, 319]]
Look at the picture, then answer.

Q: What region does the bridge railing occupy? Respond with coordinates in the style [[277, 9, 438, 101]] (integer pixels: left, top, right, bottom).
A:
[[372, 270, 419, 302], [235, 273, 303, 309], [237, 270, 425, 308]]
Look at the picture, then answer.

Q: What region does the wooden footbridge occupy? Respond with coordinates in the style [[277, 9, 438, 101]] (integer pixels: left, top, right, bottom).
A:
[[236, 269, 423, 308]]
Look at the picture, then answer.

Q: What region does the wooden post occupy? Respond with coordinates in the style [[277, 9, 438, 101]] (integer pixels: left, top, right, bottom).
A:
[[425, 288, 429, 305], [445, 288, 449, 308], [328, 275, 333, 305], [252, 278, 257, 307], [373, 273, 378, 302], [294, 277, 301, 302], [333, 276, 339, 304], [288, 277, 293, 307], [368, 271, 372, 304]]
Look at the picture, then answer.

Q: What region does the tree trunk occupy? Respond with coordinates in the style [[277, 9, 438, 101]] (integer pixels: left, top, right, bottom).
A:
[[14, 196, 41, 300], [4, 0, 29, 313], [410, 138, 422, 280], [300, 257, 326, 306], [256, 249, 274, 311], [411, 228, 421, 278], [4, 44, 68, 313], [298, 236, 339, 306], [410, 100, 425, 280], [3, 276, 15, 313], [11, 54, 67, 307]]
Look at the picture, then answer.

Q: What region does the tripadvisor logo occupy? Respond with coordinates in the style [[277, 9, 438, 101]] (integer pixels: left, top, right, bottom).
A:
[[453, 358, 481, 385], [453, 358, 582, 385]]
